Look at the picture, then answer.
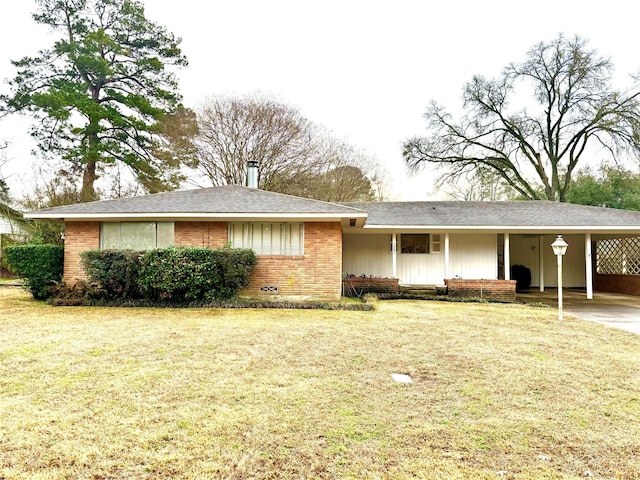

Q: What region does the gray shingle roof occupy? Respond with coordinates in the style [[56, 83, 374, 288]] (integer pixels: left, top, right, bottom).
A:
[[343, 200, 640, 227], [26, 185, 367, 218], [25, 186, 640, 229]]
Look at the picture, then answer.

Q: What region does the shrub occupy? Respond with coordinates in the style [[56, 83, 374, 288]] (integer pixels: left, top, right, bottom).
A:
[[4, 244, 64, 299], [1, 234, 25, 273], [81, 250, 143, 300], [138, 247, 257, 301], [49, 280, 92, 306]]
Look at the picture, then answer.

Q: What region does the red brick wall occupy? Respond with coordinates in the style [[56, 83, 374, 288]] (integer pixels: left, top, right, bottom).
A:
[[175, 222, 227, 248], [444, 278, 517, 302], [240, 222, 343, 301], [62, 220, 343, 301], [343, 277, 399, 296], [63, 221, 100, 282], [594, 274, 640, 296]]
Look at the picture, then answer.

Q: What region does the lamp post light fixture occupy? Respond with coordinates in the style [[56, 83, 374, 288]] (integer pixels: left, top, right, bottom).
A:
[[551, 235, 569, 321]]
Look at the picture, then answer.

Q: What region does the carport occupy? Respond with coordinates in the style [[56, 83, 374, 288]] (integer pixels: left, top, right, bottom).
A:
[[517, 288, 640, 334], [507, 232, 640, 300]]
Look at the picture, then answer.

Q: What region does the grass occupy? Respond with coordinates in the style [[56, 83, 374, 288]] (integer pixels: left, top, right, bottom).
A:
[[1, 288, 639, 479]]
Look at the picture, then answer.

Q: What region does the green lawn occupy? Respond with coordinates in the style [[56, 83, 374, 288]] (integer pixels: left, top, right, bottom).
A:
[[1, 288, 639, 479]]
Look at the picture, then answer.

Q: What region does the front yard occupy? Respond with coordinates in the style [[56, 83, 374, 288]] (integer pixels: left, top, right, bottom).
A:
[[1, 288, 639, 479]]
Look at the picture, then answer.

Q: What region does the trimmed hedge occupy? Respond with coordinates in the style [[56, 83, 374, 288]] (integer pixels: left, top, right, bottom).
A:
[[139, 247, 257, 301], [78, 247, 257, 303], [81, 250, 143, 300], [4, 244, 64, 299]]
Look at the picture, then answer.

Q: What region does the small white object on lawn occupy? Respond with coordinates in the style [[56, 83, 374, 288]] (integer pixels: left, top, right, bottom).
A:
[[391, 373, 413, 383]]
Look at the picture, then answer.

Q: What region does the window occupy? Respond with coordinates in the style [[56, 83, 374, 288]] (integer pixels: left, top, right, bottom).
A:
[[398, 234, 442, 254], [401, 234, 429, 254], [100, 222, 174, 250], [229, 222, 304, 255]]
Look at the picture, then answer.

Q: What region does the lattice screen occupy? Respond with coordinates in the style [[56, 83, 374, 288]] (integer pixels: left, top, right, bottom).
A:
[[596, 237, 640, 275]]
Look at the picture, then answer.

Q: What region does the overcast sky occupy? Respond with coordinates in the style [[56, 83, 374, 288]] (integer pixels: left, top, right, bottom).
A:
[[1, 0, 639, 201]]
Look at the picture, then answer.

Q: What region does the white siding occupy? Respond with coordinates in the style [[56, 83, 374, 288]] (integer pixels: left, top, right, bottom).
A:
[[449, 234, 497, 279], [397, 246, 445, 285], [343, 232, 497, 285], [510, 235, 540, 284], [342, 233, 393, 278], [0, 216, 12, 235], [0, 215, 28, 235], [510, 234, 585, 288]]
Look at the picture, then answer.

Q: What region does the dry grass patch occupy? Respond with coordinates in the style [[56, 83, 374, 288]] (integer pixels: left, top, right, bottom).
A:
[[1, 288, 639, 479]]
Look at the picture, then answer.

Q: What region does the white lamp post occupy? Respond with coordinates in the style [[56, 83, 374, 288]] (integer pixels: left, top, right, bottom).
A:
[[551, 235, 569, 320]]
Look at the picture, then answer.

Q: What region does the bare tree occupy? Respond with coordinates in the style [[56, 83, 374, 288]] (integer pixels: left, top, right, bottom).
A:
[[195, 94, 318, 187], [20, 165, 84, 210], [269, 137, 380, 202], [404, 34, 640, 202], [443, 167, 513, 201], [193, 94, 382, 201]]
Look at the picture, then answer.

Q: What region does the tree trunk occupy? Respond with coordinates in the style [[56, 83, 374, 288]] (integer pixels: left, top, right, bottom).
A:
[[81, 161, 97, 202]]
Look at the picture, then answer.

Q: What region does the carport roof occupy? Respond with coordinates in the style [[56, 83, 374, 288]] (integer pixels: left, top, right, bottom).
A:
[[343, 200, 640, 230]]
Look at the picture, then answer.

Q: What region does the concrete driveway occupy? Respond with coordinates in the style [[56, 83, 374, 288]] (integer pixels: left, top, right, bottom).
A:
[[517, 289, 640, 335]]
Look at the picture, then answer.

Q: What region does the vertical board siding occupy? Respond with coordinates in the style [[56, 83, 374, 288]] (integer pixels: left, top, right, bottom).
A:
[[449, 234, 497, 280], [397, 253, 445, 284], [510, 234, 585, 288], [344, 233, 498, 285], [509, 235, 541, 284], [342, 233, 393, 278]]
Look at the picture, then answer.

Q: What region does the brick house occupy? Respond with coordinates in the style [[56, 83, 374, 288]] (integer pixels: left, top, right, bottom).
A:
[[25, 186, 640, 301]]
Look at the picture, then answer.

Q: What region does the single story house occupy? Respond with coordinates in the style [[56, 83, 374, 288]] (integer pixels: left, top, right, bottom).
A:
[[1, 202, 31, 270], [24, 184, 640, 301], [1, 202, 30, 236]]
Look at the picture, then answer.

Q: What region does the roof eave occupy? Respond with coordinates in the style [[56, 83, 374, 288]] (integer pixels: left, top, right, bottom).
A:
[[24, 212, 369, 222], [360, 224, 640, 234]]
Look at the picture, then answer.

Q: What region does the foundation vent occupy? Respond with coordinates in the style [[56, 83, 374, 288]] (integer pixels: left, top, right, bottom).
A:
[[260, 286, 279, 293]]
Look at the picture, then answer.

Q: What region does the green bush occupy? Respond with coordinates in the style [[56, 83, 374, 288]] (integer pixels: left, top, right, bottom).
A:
[[4, 244, 64, 299], [138, 247, 256, 301], [81, 250, 143, 300], [1, 234, 25, 273]]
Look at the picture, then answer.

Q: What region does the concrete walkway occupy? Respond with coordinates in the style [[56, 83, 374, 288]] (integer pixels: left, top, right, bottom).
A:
[[517, 289, 640, 335]]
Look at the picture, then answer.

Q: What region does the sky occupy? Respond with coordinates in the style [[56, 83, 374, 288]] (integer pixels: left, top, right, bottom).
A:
[[1, 0, 639, 201]]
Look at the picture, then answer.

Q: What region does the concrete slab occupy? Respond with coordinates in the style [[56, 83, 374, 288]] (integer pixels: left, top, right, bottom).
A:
[[517, 289, 640, 335]]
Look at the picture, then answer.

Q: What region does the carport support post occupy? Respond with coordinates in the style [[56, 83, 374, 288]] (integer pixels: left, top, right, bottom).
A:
[[392, 233, 397, 278], [539, 236, 545, 292], [585, 233, 593, 300], [504, 233, 510, 280], [444, 233, 450, 279]]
